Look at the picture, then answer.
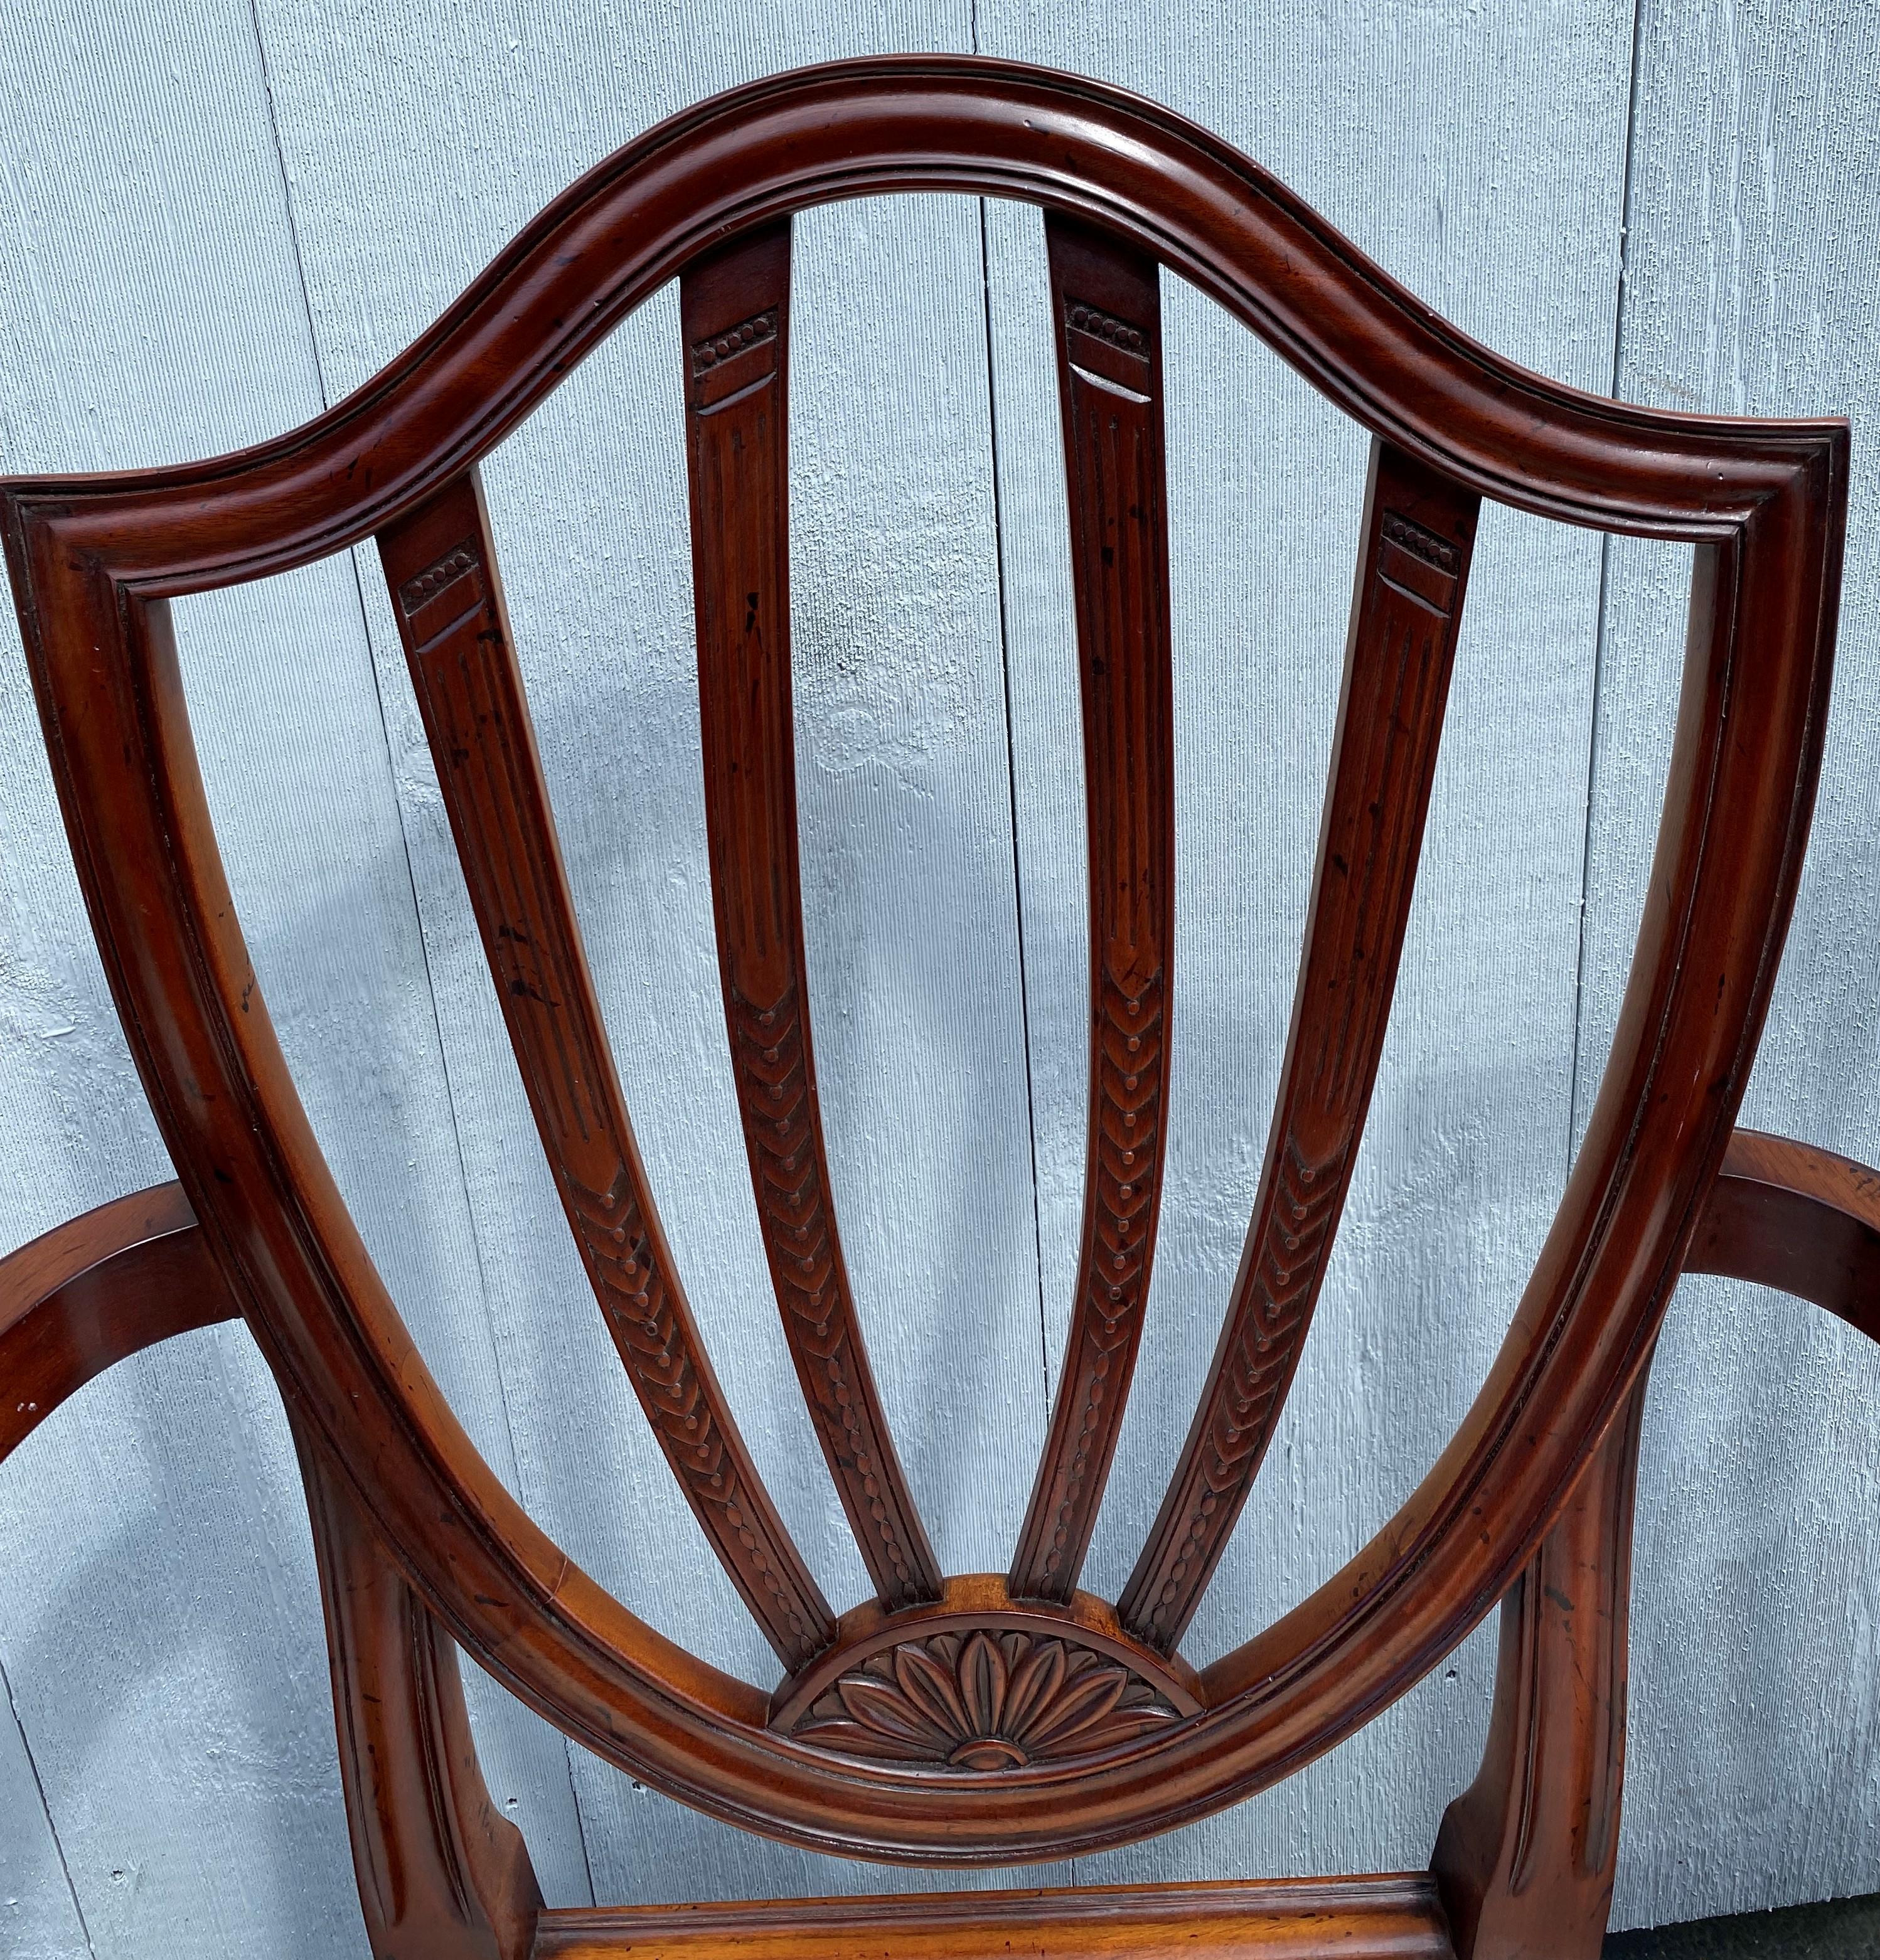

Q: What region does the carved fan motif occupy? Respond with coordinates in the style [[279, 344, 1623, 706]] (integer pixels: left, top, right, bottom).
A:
[[792, 1629, 1181, 1771]]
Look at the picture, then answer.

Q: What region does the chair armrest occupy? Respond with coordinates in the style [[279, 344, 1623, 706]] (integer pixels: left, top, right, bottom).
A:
[[1685, 1128, 1880, 1343], [0, 1183, 240, 1461]]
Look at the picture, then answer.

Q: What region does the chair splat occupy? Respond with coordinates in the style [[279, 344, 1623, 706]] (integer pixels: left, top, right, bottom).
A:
[[1011, 216, 1177, 1604], [378, 470, 836, 1670], [1119, 442, 1480, 1651], [681, 223, 943, 1613]]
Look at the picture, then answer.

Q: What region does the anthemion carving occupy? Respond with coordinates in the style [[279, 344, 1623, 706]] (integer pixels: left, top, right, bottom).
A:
[[791, 1628, 1182, 1770]]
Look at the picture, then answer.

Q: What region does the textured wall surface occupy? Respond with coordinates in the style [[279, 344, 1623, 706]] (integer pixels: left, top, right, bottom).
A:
[[2, 1, 1877, 1953]]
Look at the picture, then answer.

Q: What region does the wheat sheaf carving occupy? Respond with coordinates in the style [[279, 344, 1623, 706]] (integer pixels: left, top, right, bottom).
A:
[[793, 1629, 1180, 1771], [1131, 1132, 1348, 1648], [727, 977, 935, 1607]]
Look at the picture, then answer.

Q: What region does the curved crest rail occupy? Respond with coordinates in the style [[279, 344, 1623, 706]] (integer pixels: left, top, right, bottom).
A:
[[0, 54, 1845, 1867]]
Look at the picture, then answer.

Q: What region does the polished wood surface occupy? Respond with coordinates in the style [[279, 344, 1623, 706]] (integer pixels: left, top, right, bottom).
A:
[[535, 1875, 1455, 1960], [1687, 1127, 1880, 1341], [3, 57, 1842, 1858], [0, 46, 1856, 1947], [1432, 1370, 1649, 1960], [0, 1181, 237, 1458], [296, 1414, 543, 1960], [682, 218, 942, 1616], [1123, 442, 1479, 1652], [1012, 213, 1177, 1607], [378, 465, 835, 1671]]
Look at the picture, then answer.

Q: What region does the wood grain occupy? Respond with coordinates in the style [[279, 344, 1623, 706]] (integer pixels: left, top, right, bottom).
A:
[[682, 219, 941, 1614], [379, 468, 835, 1672], [0, 36, 1851, 1896], [1687, 1129, 1880, 1341], [975, 0, 1637, 1893], [1431, 1370, 1649, 1960], [0, 0, 589, 1941], [3, 54, 1845, 1863], [1568, 4, 1880, 1919], [535, 1875, 1456, 1960], [0, 1183, 237, 1459], [1120, 444, 1479, 1651], [1010, 216, 1175, 1607], [295, 1415, 542, 1960]]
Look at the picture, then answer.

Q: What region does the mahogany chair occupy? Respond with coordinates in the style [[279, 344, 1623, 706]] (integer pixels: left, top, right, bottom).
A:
[[0, 54, 1862, 1960]]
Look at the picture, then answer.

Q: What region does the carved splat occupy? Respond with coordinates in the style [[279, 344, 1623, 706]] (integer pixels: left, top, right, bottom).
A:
[[1011, 217, 1176, 1605], [769, 1574, 1200, 1773], [1119, 442, 1480, 1651], [681, 223, 943, 1613], [378, 469, 835, 1671]]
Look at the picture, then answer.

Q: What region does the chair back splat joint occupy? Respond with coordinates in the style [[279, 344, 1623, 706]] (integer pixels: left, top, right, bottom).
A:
[[0, 53, 1851, 1960]]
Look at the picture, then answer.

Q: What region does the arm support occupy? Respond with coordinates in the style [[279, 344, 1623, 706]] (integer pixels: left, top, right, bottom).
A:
[[1434, 1122, 1880, 1959], [0, 1181, 239, 1461], [1685, 1127, 1880, 1341]]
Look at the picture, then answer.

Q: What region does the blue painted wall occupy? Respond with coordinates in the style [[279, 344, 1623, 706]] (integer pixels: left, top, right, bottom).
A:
[[3, 3, 1877, 1951]]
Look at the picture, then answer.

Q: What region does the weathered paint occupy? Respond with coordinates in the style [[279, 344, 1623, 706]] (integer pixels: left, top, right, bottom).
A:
[[976, 0, 1634, 1897], [1, 0, 1876, 1949], [1569, 0, 1880, 1926]]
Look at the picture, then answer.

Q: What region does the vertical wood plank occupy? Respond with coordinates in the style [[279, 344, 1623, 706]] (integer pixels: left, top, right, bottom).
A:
[[1011, 216, 1176, 1606], [1572, 0, 1880, 1925], [243, 0, 1069, 1908], [0, 1675, 91, 1960], [3, 0, 1874, 1936], [979, 0, 1634, 1893], [0, 0, 584, 1949]]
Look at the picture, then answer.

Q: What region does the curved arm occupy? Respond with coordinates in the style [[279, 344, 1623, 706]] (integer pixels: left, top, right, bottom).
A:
[[1429, 1126, 1880, 1958], [1685, 1127, 1880, 1342], [0, 1182, 240, 1461], [0, 58, 1847, 1862]]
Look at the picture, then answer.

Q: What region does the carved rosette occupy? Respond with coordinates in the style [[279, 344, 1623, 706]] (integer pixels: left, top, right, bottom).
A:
[[791, 1629, 1180, 1771]]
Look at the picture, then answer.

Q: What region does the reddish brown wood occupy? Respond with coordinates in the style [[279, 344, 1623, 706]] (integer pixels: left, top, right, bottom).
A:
[[1121, 442, 1480, 1651], [1430, 1367, 1649, 1960], [0, 1182, 237, 1460], [0, 58, 1847, 1863], [767, 1572, 1202, 1750], [378, 466, 835, 1671], [1687, 1127, 1880, 1341], [681, 220, 941, 1612], [535, 1875, 1456, 1960], [1010, 215, 1176, 1606], [293, 1412, 542, 1960]]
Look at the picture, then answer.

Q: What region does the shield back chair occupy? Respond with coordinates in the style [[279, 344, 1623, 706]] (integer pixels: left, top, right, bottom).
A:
[[0, 54, 1860, 1960]]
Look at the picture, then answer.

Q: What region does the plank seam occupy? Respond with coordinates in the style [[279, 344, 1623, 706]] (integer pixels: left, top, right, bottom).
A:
[[244, 0, 602, 1900], [1566, 0, 1651, 1164], [0, 1641, 98, 1957], [976, 194, 1053, 1407]]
